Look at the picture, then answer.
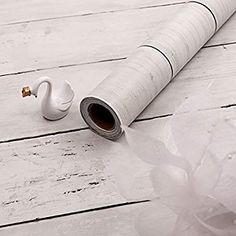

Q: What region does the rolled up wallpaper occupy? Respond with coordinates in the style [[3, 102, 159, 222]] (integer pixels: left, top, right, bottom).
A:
[[80, 0, 236, 140]]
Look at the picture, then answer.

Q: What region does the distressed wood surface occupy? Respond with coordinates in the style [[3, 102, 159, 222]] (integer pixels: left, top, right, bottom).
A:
[[0, 0, 235, 234], [0, 5, 235, 77], [0, 106, 235, 226], [0, 43, 236, 142], [0, 123, 150, 226]]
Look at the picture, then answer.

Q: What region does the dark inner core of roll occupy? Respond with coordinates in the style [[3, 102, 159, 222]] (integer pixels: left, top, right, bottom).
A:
[[88, 104, 115, 131]]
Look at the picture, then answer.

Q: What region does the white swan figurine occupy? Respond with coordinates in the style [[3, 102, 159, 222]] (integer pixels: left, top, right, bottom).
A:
[[22, 76, 74, 120]]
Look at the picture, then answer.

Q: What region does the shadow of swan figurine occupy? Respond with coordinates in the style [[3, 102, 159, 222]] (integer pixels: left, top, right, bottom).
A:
[[22, 76, 74, 120]]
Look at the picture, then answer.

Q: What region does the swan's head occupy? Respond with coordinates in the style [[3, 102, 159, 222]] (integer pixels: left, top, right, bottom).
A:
[[22, 77, 53, 98]]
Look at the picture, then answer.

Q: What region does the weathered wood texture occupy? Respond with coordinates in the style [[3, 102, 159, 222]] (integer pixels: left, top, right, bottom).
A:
[[0, 124, 149, 226], [0, 106, 235, 226]]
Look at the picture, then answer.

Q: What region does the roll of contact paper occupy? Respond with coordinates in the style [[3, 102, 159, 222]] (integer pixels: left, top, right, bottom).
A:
[[80, 0, 236, 140]]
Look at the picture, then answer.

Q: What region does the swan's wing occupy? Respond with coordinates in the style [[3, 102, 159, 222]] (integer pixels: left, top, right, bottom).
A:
[[57, 81, 75, 112]]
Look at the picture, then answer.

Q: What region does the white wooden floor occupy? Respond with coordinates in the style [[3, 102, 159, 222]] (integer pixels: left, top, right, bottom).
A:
[[0, 1, 235, 235]]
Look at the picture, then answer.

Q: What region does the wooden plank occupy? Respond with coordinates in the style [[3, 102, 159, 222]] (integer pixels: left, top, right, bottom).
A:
[[0, 106, 235, 226], [0, 202, 146, 236], [0, 43, 236, 142], [0, 0, 184, 25], [0, 5, 235, 76], [0, 123, 152, 226]]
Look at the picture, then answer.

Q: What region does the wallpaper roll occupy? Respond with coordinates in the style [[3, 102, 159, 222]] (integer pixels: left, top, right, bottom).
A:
[[80, 0, 236, 140]]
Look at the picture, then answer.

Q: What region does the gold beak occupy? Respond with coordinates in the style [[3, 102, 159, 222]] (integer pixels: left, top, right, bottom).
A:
[[22, 86, 32, 97]]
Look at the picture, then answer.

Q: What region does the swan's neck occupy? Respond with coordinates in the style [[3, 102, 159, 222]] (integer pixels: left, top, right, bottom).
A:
[[31, 76, 52, 98]]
